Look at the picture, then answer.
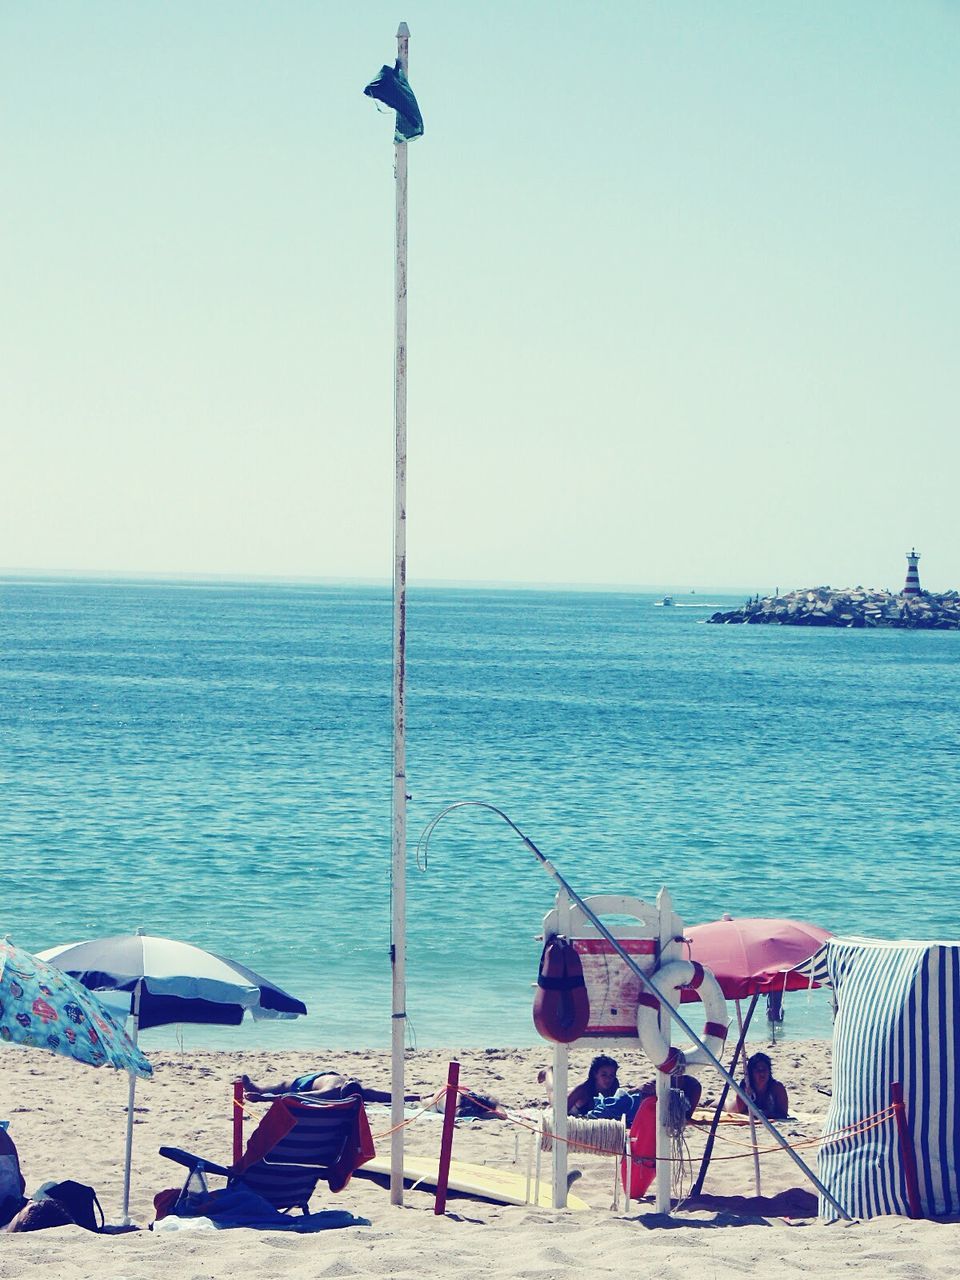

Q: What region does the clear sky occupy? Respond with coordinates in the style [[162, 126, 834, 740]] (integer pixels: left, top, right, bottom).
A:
[[3, 2, 957, 591]]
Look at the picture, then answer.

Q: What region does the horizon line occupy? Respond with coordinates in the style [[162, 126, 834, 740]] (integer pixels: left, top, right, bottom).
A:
[[0, 567, 764, 595]]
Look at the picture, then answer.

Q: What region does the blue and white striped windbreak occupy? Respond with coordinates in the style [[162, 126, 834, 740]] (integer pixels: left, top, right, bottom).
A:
[[816, 937, 960, 1220]]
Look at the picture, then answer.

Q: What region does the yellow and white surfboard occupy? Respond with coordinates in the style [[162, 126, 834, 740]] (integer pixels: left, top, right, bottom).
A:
[[357, 1155, 590, 1210]]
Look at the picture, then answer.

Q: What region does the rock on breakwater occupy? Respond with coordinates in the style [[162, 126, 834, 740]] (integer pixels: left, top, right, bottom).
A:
[[708, 586, 960, 629]]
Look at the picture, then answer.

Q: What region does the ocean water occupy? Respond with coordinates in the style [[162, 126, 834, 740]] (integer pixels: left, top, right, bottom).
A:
[[2, 578, 958, 1053]]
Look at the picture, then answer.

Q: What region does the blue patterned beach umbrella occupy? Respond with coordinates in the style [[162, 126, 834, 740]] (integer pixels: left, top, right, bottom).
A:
[[0, 938, 152, 1078]]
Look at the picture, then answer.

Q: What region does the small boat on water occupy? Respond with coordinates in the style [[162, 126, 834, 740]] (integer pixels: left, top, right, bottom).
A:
[[659, 595, 674, 607]]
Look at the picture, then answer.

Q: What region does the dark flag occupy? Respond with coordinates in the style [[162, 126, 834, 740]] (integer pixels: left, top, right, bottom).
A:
[[363, 61, 424, 143]]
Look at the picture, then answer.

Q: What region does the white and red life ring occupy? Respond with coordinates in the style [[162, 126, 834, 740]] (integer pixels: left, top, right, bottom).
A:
[[636, 959, 728, 1074]]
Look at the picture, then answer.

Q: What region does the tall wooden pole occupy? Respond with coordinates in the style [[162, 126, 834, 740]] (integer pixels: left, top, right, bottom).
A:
[[121, 977, 142, 1224], [390, 19, 410, 1208]]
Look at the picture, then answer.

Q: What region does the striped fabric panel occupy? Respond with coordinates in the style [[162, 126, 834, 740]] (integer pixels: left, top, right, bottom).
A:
[[239, 1111, 351, 1210], [917, 945, 960, 1216], [817, 939, 960, 1221], [794, 943, 832, 988]]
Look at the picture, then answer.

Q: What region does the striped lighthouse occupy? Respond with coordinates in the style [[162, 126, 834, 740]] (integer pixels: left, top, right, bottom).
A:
[[903, 548, 921, 597]]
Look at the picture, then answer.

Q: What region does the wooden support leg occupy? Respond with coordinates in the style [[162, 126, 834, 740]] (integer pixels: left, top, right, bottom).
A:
[[551, 1041, 568, 1208], [434, 1060, 460, 1215]]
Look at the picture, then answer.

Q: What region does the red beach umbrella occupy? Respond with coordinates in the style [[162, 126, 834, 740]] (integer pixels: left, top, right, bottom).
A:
[[682, 916, 832, 1198], [681, 916, 832, 1001]]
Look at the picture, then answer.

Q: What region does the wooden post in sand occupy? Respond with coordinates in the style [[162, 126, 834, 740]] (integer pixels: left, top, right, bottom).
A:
[[389, 19, 411, 1209], [434, 1060, 461, 1214]]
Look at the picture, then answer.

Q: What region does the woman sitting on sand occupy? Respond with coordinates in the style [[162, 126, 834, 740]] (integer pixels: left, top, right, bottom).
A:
[[585, 1073, 702, 1124], [726, 1051, 789, 1120], [539, 1054, 623, 1115]]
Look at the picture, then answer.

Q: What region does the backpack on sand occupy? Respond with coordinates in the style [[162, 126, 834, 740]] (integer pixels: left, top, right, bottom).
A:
[[39, 1180, 105, 1233]]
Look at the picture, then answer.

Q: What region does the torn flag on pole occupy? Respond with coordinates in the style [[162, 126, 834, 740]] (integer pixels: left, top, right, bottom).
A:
[[363, 61, 424, 143]]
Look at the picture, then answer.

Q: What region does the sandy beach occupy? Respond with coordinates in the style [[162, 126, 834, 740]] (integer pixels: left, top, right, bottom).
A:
[[1, 1039, 956, 1278]]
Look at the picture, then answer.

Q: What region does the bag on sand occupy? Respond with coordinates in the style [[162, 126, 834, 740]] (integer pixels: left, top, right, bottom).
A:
[[0, 1126, 27, 1227], [38, 1181, 105, 1232]]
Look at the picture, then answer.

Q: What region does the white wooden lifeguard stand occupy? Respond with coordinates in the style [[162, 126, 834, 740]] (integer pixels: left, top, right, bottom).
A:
[[540, 886, 686, 1212]]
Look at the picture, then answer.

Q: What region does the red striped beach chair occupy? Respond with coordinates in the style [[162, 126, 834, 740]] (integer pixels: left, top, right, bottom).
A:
[[159, 1094, 375, 1215]]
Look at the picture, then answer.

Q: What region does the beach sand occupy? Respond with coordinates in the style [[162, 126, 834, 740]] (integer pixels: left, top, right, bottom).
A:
[[0, 1039, 954, 1278]]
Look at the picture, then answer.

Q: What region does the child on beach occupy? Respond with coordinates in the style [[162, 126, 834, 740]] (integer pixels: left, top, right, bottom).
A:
[[726, 1051, 789, 1119]]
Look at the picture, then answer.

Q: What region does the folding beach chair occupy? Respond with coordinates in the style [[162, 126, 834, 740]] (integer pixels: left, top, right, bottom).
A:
[[159, 1094, 375, 1215]]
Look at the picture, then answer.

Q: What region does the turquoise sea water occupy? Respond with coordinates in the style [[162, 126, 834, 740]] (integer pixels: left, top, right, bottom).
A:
[[2, 578, 958, 1051]]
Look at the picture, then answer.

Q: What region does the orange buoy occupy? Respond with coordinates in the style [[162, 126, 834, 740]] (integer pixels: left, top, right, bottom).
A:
[[620, 1095, 657, 1198], [532, 936, 590, 1043]]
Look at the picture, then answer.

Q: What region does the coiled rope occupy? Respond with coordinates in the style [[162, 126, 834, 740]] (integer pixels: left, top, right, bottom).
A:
[[539, 1116, 626, 1156]]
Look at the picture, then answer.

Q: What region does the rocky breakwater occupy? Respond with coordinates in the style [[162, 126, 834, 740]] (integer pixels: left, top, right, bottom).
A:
[[708, 587, 960, 629]]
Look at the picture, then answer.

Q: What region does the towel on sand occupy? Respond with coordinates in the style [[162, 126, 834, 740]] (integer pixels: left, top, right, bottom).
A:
[[153, 1181, 367, 1232]]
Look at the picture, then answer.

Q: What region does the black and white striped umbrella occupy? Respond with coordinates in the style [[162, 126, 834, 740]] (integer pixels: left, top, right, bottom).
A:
[[38, 930, 307, 1030]]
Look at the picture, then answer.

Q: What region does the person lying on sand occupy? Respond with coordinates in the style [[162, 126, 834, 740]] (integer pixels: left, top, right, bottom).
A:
[[435, 1090, 505, 1119], [725, 1051, 789, 1119], [241, 1071, 416, 1104], [242, 1072, 503, 1118]]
